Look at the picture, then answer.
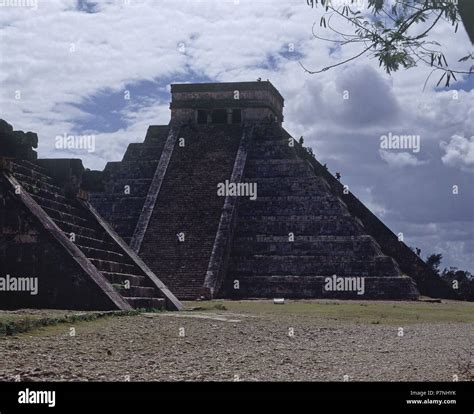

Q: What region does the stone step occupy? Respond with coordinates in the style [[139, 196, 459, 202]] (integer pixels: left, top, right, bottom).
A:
[[150, 262, 209, 271], [103, 160, 159, 179], [234, 218, 363, 236], [42, 206, 93, 227], [12, 172, 66, 196], [248, 180, 331, 196], [114, 285, 157, 298], [232, 237, 381, 256], [101, 197, 148, 215], [55, 220, 101, 239], [77, 245, 128, 263], [11, 163, 56, 184], [138, 235, 216, 244], [124, 297, 165, 309], [102, 272, 149, 287], [249, 147, 297, 160], [232, 255, 400, 277], [170, 293, 203, 300], [235, 234, 374, 242], [246, 159, 307, 166], [156, 276, 205, 284], [152, 191, 224, 203], [246, 159, 304, 169], [13, 159, 46, 173], [122, 143, 164, 162], [157, 277, 205, 287], [100, 217, 139, 241], [68, 233, 119, 252], [237, 205, 346, 216], [136, 123, 243, 299], [250, 137, 294, 147], [252, 126, 284, 141], [89, 258, 137, 274], [151, 284, 203, 300], [30, 194, 90, 220], [240, 195, 341, 204], [8, 158, 180, 309], [108, 179, 153, 196], [242, 176, 328, 184], [237, 214, 352, 222], [14, 181, 69, 205], [143, 125, 170, 145], [135, 251, 214, 262], [244, 169, 314, 178], [223, 275, 418, 300]]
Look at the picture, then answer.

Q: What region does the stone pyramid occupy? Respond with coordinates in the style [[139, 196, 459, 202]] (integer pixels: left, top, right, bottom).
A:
[[87, 81, 447, 301], [0, 120, 182, 311]]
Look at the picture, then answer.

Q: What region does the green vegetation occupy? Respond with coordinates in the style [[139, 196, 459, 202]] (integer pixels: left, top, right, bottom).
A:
[[0, 310, 140, 336], [184, 299, 474, 325], [2, 299, 472, 336], [304, 0, 473, 88], [426, 253, 473, 301]]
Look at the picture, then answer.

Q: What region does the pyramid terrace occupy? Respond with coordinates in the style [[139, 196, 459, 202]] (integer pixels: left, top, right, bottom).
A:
[[0, 81, 451, 311]]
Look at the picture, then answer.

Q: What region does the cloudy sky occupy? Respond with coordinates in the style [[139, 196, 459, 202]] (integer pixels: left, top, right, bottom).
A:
[[1, 0, 473, 271]]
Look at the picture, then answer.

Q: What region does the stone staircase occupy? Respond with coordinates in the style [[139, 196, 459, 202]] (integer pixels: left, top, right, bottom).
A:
[[138, 124, 243, 299], [225, 125, 418, 299], [8, 159, 179, 310], [89, 125, 170, 244]]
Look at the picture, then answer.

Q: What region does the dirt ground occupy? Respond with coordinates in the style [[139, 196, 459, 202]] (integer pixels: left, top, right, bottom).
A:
[[0, 299, 473, 382]]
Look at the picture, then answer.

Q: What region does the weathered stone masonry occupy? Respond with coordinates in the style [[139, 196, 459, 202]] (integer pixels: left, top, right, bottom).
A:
[[87, 81, 450, 301], [0, 120, 182, 310], [1, 81, 452, 309]]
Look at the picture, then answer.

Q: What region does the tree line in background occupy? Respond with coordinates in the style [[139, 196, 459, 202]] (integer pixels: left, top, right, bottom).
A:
[[426, 253, 473, 301]]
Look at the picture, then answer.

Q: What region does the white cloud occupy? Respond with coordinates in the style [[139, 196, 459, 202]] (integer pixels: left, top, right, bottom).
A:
[[1, 0, 472, 271], [352, 186, 390, 218], [379, 150, 428, 168], [440, 135, 474, 173]]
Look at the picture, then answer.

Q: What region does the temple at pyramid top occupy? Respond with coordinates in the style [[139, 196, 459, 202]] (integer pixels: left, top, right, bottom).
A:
[[170, 81, 284, 124]]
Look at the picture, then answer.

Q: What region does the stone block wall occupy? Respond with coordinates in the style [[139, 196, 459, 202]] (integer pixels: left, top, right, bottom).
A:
[[293, 141, 453, 298], [0, 185, 118, 310], [170, 81, 284, 123]]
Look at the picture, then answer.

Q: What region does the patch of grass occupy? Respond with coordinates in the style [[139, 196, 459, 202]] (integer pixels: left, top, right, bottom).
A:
[[186, 303, 227, 311], [182, 299, 474, 325], [0, 310, 140, 336]]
